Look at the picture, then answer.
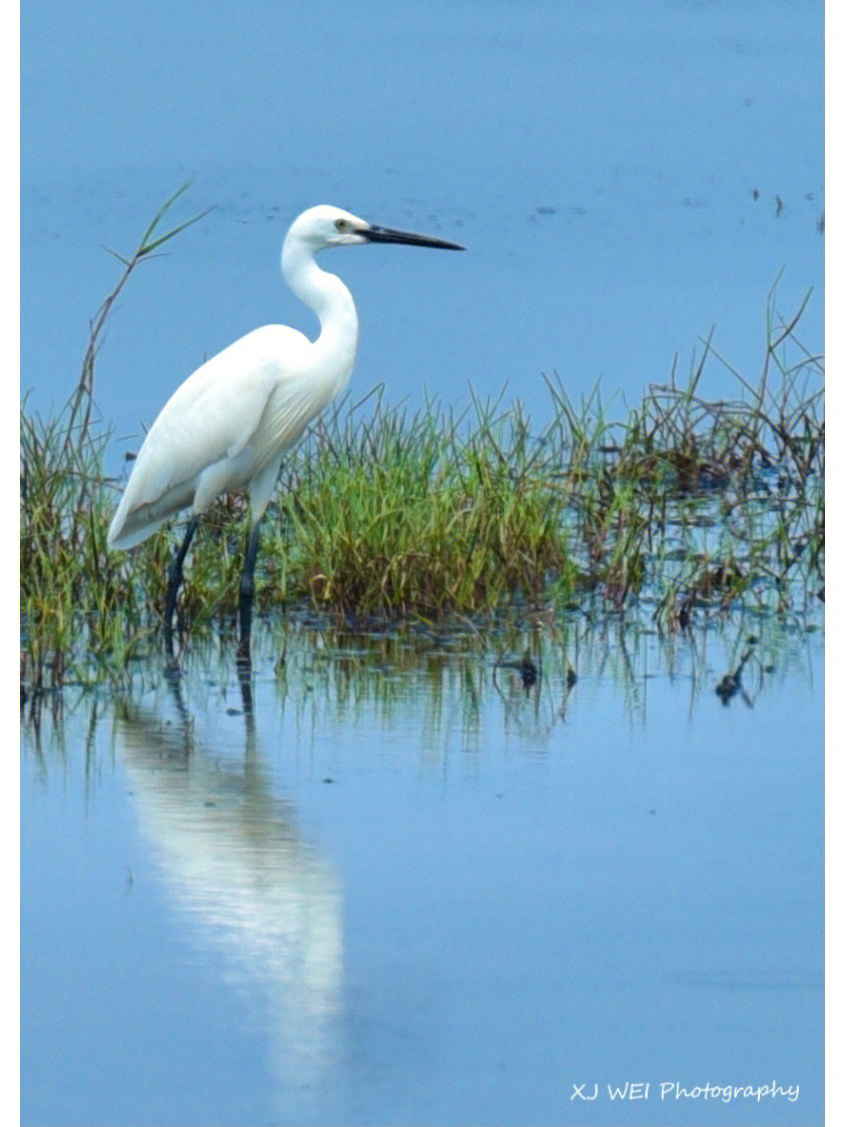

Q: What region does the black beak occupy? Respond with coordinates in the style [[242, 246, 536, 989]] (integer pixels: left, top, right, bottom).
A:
[[363, 224, 465, 251]]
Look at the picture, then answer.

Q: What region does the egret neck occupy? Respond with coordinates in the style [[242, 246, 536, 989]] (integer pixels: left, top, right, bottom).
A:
[[282, 230, 359, 399]]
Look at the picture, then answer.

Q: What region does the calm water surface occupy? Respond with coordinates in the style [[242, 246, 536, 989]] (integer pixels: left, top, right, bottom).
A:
[[22, 2, 824, 1122], [21, 0, 823, 470], [21, 625, 823, 1125]]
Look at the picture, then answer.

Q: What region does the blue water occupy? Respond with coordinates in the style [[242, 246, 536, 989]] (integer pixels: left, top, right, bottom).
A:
[[21, 0, 823, 471], [21, 627, 823, 1125], [21, 2, 824, 1122]]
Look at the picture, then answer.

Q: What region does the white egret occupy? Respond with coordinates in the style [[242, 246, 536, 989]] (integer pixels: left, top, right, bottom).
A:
[[107, 204, 464, 660]]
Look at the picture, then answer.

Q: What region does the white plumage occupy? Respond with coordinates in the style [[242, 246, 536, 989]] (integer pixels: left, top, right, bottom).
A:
[[108, 324, 344, 549], [106, 203, 464, 656]]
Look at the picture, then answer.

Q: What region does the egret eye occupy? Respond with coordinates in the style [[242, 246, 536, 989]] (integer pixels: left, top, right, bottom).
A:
[[334, 218, 348, 231]]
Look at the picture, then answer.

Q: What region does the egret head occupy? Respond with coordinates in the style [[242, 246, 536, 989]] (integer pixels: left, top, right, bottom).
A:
[[287, 206, 370, 249], [285, 205, 465, 253]]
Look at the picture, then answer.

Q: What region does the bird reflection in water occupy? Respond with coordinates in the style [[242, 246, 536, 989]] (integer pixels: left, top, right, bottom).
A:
[[115, 662, 343, 1095]]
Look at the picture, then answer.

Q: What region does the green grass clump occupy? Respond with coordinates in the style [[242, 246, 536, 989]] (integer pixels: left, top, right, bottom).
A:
[[21, 185, 211, 696], [20, 405, 147, 694], [268, 391, 577, 615], [20, 194, 824, 699]]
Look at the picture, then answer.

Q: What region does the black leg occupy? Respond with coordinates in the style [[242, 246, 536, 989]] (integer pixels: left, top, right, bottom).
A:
[[237, 522, 262, 664], [164, 516, 199, 657], [236, 654, 254, 716]]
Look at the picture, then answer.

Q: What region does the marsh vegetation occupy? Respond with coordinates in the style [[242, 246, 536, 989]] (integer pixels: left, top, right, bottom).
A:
[[20, 197, 824, 700]]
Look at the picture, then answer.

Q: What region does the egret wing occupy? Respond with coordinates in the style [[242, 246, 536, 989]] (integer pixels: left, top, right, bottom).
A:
[[108, 326, 310, 547]]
